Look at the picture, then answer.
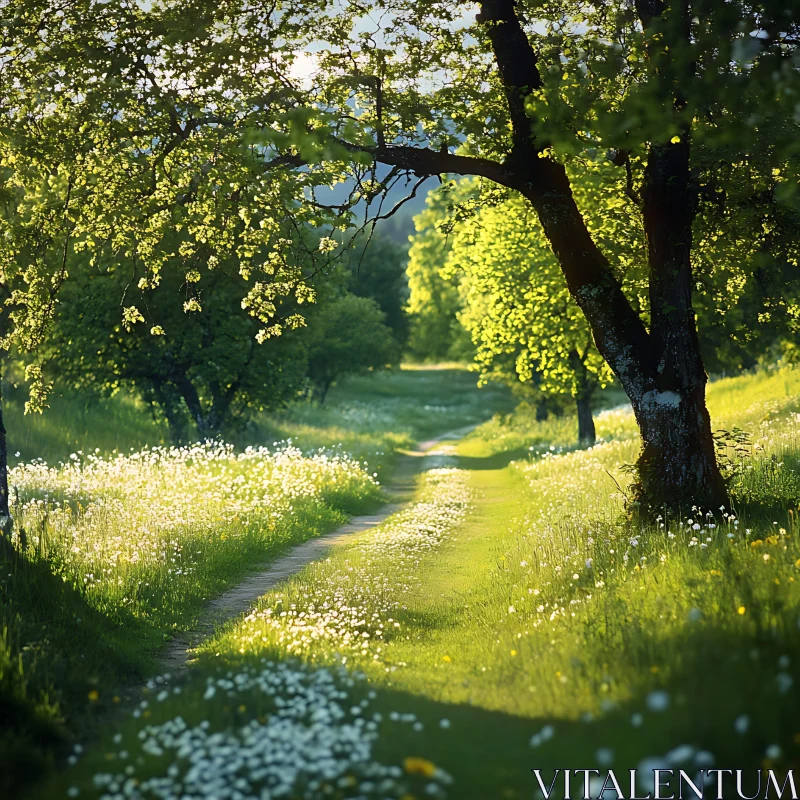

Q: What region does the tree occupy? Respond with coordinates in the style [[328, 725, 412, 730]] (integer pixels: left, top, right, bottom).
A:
[[343, 231, 410, 347], [303, 293, 400, 403], [48, 258, 309, 442], [406, 184, 475, 362], [228, 0, 796, 512], [8, 0, 800, 514], [445, 188, 625, 446], [1, 0, 353, 534]]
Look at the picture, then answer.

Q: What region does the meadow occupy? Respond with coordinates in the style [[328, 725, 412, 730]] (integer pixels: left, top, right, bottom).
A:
[[0, 367, 509, 797], [19, 364, 799, 800]]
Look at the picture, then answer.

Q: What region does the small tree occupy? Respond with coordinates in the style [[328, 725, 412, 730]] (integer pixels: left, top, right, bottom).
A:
[[49, 261, 308, 442], [436, 180, 634, 446], [406, 186, 475, 362], [303, 294, 400, 403], [344, 231, 410, 348]]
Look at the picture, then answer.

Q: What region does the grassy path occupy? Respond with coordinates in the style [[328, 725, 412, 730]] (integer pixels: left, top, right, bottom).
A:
[[157, 427, 478, 673], [50, 431, 545, 799]]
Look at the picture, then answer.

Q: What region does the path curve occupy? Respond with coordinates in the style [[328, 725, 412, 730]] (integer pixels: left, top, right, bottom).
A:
[[158, 425, 475, 671]]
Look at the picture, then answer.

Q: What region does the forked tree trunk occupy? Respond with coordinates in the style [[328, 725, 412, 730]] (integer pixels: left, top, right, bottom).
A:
[[479, 0, 727, 514]]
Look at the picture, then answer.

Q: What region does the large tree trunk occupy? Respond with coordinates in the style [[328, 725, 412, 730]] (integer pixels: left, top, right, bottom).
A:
[[476, 0, 726, 513], [521, 156, 726, 512], [632, 139, 728, 510], [365, 0, 728, 515]]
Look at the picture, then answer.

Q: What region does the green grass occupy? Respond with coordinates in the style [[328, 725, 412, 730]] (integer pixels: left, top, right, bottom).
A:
[[45, 366, 800, 800], [243, 366, 513, 478], [1, 366, 512, 798], [6, 365, 511, 477], [3, 391, 171, 467]]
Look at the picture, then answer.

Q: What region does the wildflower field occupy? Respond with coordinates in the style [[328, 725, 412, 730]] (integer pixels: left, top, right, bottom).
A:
[[6, 364, 793, 800], [0, 367, 508, 796]]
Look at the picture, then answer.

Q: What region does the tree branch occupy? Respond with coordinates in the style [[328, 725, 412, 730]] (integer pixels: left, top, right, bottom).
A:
[[477, 0, 544, 155]]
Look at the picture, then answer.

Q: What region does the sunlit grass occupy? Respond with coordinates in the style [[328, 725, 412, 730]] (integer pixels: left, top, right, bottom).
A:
[[55, 367, 800, 799], [3, 367, 512, 796]]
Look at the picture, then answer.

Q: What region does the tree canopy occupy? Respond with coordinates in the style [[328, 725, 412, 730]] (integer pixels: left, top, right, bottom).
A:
[[49, 255, 309, 441], [3, 0, 800, 512]]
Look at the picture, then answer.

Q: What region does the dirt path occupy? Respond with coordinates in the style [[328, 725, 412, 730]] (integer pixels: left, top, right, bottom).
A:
[[158, 426, 474, 671]]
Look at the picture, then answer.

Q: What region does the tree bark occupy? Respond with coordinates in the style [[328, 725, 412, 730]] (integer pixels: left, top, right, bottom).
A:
[[576, 394, 595, 447], [535, 399, 548, 422], [325, 0, 729, 514], [478, 0, 725, 512], [151, 380, 189, 445], [570, 352, 596, 447]]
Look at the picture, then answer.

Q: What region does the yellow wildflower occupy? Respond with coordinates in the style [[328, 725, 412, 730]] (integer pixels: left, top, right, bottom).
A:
[[737, 606, 746, 615], [442, 655, 451, 663], [404, 757, 437, 777], [88, 690, 99, 702]]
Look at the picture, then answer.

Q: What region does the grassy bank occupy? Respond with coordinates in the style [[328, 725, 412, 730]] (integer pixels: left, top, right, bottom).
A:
[[4, 366, 509, 473], [48, 366, 800, 799]]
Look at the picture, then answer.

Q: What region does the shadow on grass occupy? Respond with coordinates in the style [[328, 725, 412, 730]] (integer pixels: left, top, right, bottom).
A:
[[453, 446, 535, 472], [0, 547, 154, 799], [38, 617, 800, 800], [366, 623, 800, 798]]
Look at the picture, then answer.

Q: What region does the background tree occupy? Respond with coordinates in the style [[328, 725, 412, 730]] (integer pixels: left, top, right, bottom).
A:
[[303, 294, 400, 403], [48, 259, 309, 442], [446, 191, 622, 446], [1, 0, 359, 535], [405, 185, 475, 363], [343, 230, 410, 348]]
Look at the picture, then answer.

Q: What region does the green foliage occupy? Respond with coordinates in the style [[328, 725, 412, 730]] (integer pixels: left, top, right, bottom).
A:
[[48, 258, 309, 441], [405, 185, 475, 362], [343, 231, 410, 347], [303, 294, 400, 402], [446, 186, 618, 399], [3, 0, 800, 419]]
